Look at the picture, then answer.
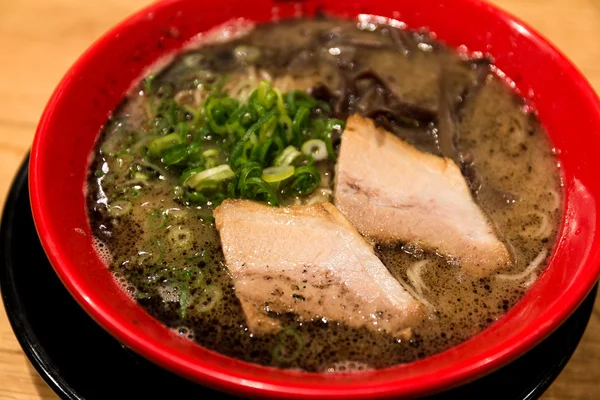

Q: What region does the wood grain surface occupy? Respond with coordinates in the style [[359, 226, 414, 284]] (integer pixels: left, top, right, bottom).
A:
[[0, 0, 598, 398]]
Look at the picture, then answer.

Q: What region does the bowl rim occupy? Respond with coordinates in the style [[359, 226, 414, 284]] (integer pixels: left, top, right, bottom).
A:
[[29, 0, 600, 398]]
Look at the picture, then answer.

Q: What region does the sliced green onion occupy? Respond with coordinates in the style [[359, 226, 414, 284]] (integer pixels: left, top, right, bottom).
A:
[[204, 96, 239, 135], [274, 89, 294, 142], [259, 114, 278, 140], [168, 226, 193, 249], [289, 166, 321, 197], [234, 162, 261, 191], [136, 238, 162, 266], [234, 134, 257, 167], [262, 165, 295, 183], [272, 328, 305, 364], [195, 285, 223, 313], [186, 164, 235, 191], [162, 144, 188, 165], [147, 210, 166, 230], [224, 105, 249, 137], [131, 135, 160, 157], [179, 166, 205, 186], [256, 138, 279, 166], [124, 73, 342, 209], [107, 200, 132, 217], [179, 282, 190, 319], [185, 142, 205, 167], [205, 157, 218, 169], [230, 109, 278, 167], [202, 148, 220, 158], [153, 96, 182, 131], [239, 177, 280, 206], [133, 171, 149, 181], [292, 107, 310, 146], [274, 88, 288, 116], [257, 80, 276, 110], [185, 190, 207, 204], [274, 145, 302, 166], [287, 90, 317, 116], [301, 139, 328, 161], [323, 119, 344, 161], [148, 133, 184, 157]]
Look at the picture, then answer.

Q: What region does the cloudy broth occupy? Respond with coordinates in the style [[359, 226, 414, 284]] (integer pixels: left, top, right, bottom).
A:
[[86, 17, 562, 372]]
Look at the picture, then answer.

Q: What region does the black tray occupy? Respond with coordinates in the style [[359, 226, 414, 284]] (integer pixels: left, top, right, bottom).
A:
[[1, 155, 597, 400]]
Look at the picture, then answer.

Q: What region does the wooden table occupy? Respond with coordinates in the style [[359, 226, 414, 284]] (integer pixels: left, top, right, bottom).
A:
[[0, 0, 598, 398]]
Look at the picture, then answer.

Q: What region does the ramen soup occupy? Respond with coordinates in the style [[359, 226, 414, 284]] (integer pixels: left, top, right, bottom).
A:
[[86, 16, 563, 372]]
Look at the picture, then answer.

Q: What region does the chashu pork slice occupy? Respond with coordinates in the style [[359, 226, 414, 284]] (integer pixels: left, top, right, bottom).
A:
[[214, 199, 424, 336], [334, 114, 510, 275]]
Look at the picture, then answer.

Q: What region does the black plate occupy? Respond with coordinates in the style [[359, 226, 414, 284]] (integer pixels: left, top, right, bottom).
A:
[[1, 155, 597, 400]]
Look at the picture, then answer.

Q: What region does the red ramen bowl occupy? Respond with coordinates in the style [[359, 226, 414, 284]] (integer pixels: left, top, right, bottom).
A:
[[29, 0, 600, 398]]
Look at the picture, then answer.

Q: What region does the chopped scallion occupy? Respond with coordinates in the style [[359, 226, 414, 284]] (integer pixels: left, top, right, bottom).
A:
[[130, 75, 341, 208], [301, 139, 328, 161], [147, 210, 166, 230], [195, 285, 223, 313], [274, 145, 302, 166], [288, 166, 321, 197], [179, 282, 190, 319], [262, 165, 295, 183], [136, 238, 162, 266], [167, 226, 193, 249], [186, 164, 235, 191], [202, 148, 220, 158], [272, 328, 305, 364], [148, 133, 184, 157], [180, 166, 205, 186]]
